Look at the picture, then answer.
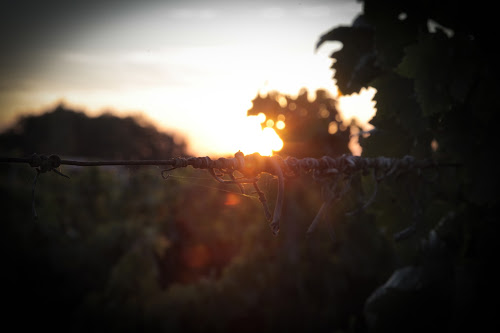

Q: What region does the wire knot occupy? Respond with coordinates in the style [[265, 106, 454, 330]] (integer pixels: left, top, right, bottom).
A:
[[189, 156, 211, 169], [234, 151, 245, 170], [29, 154, 62, 173], [172, 157, 189, 168]]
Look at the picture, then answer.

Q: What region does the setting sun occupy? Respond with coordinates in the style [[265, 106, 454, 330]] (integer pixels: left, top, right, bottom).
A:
[[236, 115, 283, 156]]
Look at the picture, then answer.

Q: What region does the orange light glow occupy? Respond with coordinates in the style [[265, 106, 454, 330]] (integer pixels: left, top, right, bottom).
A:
[[263, 127, 284, 152], [337, 87, 377, 156], [337, 87, 377, 127], [276, 120, 285, 130], [257, 112, 266, 123], [224, 193, 241, 206], [328, 121, 338, 134], [236, 115, 284, 156], [182, 244, 211, 269]]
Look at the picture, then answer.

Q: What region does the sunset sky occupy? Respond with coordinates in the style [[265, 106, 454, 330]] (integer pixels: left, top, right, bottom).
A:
[[0, 0, 375, 156]]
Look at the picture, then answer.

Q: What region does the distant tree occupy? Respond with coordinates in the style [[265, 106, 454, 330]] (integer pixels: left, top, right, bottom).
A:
[[247, 88, 352, 158], [0, 104, 186, 159]]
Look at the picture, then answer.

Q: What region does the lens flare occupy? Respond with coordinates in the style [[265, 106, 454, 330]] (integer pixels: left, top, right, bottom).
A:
[[276, 120, 285, 130]]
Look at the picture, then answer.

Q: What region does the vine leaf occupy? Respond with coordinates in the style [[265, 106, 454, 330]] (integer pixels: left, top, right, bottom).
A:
[[316, 15, 380, 95]]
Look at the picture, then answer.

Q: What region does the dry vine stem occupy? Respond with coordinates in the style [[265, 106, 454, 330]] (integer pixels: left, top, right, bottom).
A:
[[0, 152, 457, 237]]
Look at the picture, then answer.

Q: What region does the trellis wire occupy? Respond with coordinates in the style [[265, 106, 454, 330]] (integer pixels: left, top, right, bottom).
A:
[[0, 152, 459, 239]]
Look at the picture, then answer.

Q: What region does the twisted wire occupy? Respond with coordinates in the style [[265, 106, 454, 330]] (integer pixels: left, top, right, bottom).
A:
[[0, 152, 458, 236]]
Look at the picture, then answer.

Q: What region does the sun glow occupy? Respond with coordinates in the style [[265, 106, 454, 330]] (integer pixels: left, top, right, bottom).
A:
[[0, 1, 365, 158], [337, 87, 377, 156], [337, 87, 377, 127], [237, 115, 283, 156]]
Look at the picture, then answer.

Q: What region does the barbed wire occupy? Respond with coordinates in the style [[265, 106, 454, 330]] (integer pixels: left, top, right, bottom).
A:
[[0, 152, 460, 239]]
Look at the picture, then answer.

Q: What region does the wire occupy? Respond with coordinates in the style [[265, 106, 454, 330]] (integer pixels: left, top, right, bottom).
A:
[[0, 151, 461, 236]]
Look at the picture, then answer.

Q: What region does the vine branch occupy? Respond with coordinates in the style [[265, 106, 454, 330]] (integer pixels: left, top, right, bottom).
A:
[[0, 152, 460, 236]]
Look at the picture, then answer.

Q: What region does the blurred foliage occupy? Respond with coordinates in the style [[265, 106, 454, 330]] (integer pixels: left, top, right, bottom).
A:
[[0, 104, 185, 159], [247, 88, 352, 158], [0, 163, 270, 331], [1, 100, 391, 332], [1, 162, 396, 332]]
